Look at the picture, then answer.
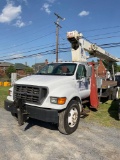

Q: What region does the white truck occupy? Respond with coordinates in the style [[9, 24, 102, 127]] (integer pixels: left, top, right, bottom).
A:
[[4, 31, 120, 134]]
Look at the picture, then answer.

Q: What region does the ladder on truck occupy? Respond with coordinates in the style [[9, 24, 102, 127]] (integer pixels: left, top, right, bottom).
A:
[[67, 30, 120, 63]]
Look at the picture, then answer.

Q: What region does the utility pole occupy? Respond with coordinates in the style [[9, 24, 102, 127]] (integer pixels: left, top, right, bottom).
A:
[[54, 13, 65, 62]]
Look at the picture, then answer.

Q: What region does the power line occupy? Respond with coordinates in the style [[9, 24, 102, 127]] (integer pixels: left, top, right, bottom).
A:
[[87, 30, 120, 38], [90, 35, 120, 41], [1, 43, 120, 62], [0, 25, 54, 51], [100, 42, 120, 46], [103, 45, 120, 48], [0, 44, 56, 59], [0, 47, 71, 61], [0, 42, 56, 56], [0, 42, 67, 58], [0, 24, 53, 40], [0, 31, 55, 52], [0, 49, 56, 61], [59, 27, 120, 44], [81, 25, 120, 33], [99, 42, 120, 49]]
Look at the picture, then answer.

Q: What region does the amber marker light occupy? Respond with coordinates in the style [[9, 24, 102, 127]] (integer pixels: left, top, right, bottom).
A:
[[50, 97, 66, 105], [57, 97, 66, 105]]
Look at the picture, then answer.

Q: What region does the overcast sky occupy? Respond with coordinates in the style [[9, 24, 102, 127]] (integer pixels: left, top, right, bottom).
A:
[[0, 0, 120, 66]]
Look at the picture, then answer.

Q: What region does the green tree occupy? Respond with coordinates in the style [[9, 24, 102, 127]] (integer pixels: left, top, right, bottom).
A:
[[117, 65, 120, 72], [103, 60, 118, 73], [5, 65, 16, 78], [24, 66, 34, 75]]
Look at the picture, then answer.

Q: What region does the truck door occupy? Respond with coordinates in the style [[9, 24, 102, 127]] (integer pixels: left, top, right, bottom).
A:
[[76, 64, 90, 99]]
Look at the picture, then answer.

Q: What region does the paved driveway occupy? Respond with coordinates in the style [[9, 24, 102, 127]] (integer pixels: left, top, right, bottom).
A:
[[0, 108, 120, 160]]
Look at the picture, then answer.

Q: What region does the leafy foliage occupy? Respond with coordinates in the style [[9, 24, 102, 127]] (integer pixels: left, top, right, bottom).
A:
[[103, 60, 118, 73], [117, 65, 120, 72], [24, 66, 34, 75], [5, 65, 16, 78]]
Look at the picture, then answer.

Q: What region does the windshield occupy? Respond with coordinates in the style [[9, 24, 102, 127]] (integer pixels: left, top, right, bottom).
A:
[[37, 63, 77, 76]]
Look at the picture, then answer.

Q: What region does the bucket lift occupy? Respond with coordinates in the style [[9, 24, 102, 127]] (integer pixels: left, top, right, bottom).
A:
[[67, 30, 120, 62]]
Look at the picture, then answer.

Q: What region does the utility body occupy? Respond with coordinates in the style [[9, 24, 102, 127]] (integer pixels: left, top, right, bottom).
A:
[[4, 30, 120, 134]]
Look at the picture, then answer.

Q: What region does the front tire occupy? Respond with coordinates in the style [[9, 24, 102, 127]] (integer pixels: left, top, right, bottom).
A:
[[58, 100, 80, 134]]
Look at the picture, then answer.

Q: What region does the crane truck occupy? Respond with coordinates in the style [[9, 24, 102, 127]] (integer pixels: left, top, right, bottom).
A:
[[4, 30, 120, 134]]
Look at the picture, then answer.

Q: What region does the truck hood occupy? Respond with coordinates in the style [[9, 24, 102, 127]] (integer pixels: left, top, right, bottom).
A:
[[15, 75, 74, 87]]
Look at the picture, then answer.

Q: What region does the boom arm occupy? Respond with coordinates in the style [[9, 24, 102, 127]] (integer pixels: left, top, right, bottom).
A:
[[67, 30, 120, 62]]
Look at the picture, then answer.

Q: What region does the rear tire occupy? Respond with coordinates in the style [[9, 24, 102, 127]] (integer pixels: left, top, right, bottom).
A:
[[58, 100, 80, 134], [112, 88, 118, 100], [115, 88, 119, 100]]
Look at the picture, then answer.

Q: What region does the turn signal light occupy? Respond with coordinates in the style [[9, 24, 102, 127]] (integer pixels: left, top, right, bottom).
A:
[[50, 97, 66, 105], [57, 97, 66, 105]]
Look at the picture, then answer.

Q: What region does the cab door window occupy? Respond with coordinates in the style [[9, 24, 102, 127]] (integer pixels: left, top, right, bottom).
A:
[[76, 65, 86, 79]]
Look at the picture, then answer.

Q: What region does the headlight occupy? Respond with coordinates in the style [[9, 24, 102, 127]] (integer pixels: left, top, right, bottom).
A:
[[50, 97, 66, 105]]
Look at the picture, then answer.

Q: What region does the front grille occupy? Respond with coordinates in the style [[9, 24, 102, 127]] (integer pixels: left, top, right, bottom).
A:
[[14, 85, 48, 105]]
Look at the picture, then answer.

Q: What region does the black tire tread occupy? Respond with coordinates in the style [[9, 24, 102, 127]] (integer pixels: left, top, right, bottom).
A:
[[58, 109, 67, 134], [58, 100, 80, 134]]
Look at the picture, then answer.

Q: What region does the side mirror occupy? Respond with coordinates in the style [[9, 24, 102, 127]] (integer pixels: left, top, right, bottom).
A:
[[86, 66, 92, 78]]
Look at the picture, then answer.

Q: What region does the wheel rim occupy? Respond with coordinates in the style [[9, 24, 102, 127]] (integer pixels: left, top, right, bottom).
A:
[[68, 107, 78, 128]]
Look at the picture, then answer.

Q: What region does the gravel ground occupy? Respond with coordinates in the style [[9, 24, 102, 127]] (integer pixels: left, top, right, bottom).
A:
[[0, 108, 120, 160]]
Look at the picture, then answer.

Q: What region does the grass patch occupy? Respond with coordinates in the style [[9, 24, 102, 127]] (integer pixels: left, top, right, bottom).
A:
[[84, 100, 120, 129], [0, 86, 10, 107]]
